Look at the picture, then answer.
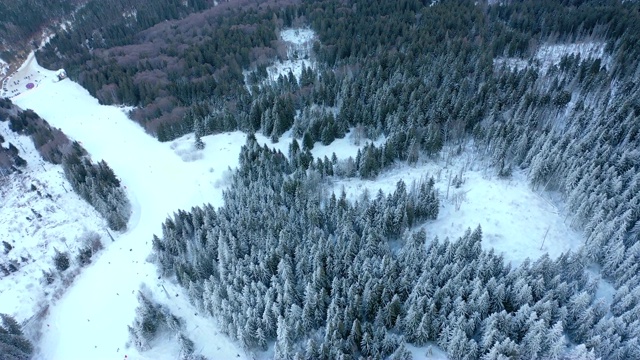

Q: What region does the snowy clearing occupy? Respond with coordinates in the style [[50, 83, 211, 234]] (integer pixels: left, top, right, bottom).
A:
[[168, 127, 384, 166], [0, 120, 109, 325], [330, 148, 584, 266], [309, 130, 386, 161], [269, 28, 316, 81], [280, 28, 315, 46], [407, 343, 449, 360], [267, 58, 313, 82], [173, 127, 582, 268], [11, 53, 248, 360], [495, 41, 608, 73], [245, 28, 317, 89]]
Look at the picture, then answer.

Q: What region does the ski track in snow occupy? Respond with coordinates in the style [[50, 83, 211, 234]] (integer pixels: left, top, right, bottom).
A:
[[12, 54, 247, 360], [0, 117, 110, 325]]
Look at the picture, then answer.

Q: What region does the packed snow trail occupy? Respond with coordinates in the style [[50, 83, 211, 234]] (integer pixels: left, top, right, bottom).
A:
[[12, 56, 246, 359]]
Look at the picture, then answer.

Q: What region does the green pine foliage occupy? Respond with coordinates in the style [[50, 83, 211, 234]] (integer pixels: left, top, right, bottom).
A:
[[61, 146, 131, 231], [0, 313, 33, 360]]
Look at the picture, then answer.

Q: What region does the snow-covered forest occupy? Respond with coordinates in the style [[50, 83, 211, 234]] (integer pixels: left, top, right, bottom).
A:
[[1, 0, 640, 359]]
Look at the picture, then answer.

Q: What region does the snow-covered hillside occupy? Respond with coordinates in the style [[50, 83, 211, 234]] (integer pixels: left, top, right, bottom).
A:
[[0, 119, 109, 326], [4, 48, 585, 359], [4, 50, 383, 360], [171, 127, 584, 268], [10, 53, 248, 360]]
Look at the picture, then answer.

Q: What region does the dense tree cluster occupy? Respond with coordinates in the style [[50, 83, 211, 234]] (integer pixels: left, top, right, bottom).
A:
[[128, 289, 181, 352], [52, 249, 70, 272], [146, 0, 640, 358], [5, 109, 71, 164], [0, 137, 27, 175], [152, 137, 640, 359], [62, 144, 131, 231], [480, 56, 640, 278], [0, 313, 33, 360], [128, 287, 205, 359], [1, 104, 71, 174]]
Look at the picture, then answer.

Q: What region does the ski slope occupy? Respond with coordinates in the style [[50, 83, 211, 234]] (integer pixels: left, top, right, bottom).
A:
[[12, 54, 248, 360], [0, 118, 110, 327]]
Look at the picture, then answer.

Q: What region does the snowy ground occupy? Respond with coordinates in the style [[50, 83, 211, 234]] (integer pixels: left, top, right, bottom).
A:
[[245, 28, 317, 89], [11, 53, 248, 360], [266, 58, 313, 82], [0, 120, 110, 324], [407, 343, 449, 360], [169, 128, 384, 165], [494, 41, 608, 73], [5, 48, 585, 359], [309, 130, 386, 160], [280, 28, 315, 46], [1, 52, 55, 99], [7, 50, 380, 360], [272, 28, 315, 80], [329, 148, 584, 266], [0, 57, 7, 81]]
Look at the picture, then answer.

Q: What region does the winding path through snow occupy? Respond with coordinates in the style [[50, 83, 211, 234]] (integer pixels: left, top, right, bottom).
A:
[[13, 56, 246, 360]]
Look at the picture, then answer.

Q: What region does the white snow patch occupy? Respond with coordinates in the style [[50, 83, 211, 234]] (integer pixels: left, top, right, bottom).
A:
[[0, 57, 7, 79], [1, 52, 51, 99], [39, 33, 56, 49], [266, 58, 313, 83], [123, 10, 137, 20], [493, 57, 532, 72], [586, 264, 616, 307], [494, 41, 608, 73], [11, 53, 248, 360], [407, 343, 449, 360], [272, 28, 316, 79], [310, 130, 386, 160], [245, 28, 317, 89], [535, 42, 607, 71], [169, 127, 384, 165], [60, 21, 71, 32], [280, 28, 315, 46], [330, 147, 584, 266], [0, 121, 110, 325]]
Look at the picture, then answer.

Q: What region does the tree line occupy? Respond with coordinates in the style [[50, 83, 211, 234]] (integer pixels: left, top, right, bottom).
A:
[[1, 102, 131, 231]]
